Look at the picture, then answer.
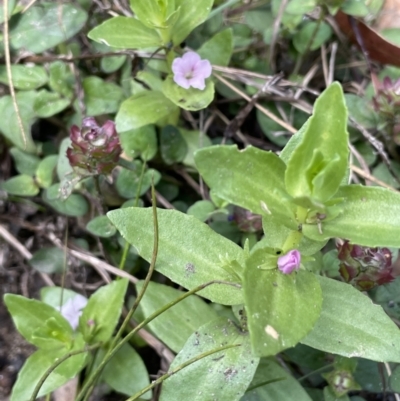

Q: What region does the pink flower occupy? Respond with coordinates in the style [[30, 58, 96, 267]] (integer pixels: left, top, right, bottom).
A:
[[277, 250, 301, 274], [172, 51, 212, 90]]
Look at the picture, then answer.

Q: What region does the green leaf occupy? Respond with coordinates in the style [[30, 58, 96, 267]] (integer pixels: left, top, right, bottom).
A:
[[301, 276, 400, 362], [9, 147, 40, 175], [119, 125, 158, 161], [241, 358, 312, 401], [0, 91, 36, 152], [116, 91, 177, 132], [10, 3, 87, 53], [116, 164, 161, 199], [1, 174, 39, 196], [187, 200, 215, 222], [195, 145, 297, 229], [49, 61, 74, 99], [0, 64, 48, 90], [107, 207, 244, 304], [88, 16, 162, 49], [33, 90, 70, 118], [4, 294, 72, 348], [86, 215, 116, 238], [171, 0, 214, 45], [160, 318, 259, 401], [29, 247, 66, 274], [57, 138, 73, 181], [102, 342, 151, 398], [83, 76, 124, 116], [79, 279, 128, 344], [303, 185, 400, 247], [43, 184, 89, 217], [181, 128, 212, 167], [160, 125, 188, 164], [10, 337, 87, 401], [135, 280, 219, 352], [293, 21, 332, 53], [197, 28, 233, 66], [162, 75, 214, 111], [285, 82, 349, 203], [244, 268, 322, 357], [129, 0, 168, 28], [36, 155, 58, 188], [390, 365, 400, 392]]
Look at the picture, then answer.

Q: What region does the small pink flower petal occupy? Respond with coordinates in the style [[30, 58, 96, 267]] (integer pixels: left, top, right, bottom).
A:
[[172, 58, 187, 75], [189, 76, 206, 90], [173, 74, 191, 89], [182, 51, 201, 64], [194, 59, 212, 78], [277, 250, 301, 274]]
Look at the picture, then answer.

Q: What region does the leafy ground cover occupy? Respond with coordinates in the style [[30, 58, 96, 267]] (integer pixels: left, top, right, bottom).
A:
[[2, 1, 400, 401]]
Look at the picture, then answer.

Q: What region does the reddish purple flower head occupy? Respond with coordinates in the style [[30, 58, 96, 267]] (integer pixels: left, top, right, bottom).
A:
[[67, 117, 121, 175], [277, 250, 301, 274], [172, 51, 212, 90]]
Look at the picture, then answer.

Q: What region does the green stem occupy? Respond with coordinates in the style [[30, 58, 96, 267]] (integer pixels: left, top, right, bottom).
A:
[[125, 344, 242, 401], [75, 280, 241, 401], [29, 343, 101, 401], [282, 229, 303, 253], [298, 363, 334, 382]]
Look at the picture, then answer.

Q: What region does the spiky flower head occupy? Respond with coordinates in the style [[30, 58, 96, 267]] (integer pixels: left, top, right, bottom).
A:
[[66, 117, 121, 175], [337, 241, 394, 291]]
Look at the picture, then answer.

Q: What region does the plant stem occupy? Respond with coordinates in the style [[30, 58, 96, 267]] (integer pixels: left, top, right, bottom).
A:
[[29, 343, 101, 401], [125, 344, 242, 401], [75, 280, 241, 401]]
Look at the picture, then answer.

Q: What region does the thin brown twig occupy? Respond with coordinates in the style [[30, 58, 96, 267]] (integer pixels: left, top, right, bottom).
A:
[[351, 164, 398, 192]]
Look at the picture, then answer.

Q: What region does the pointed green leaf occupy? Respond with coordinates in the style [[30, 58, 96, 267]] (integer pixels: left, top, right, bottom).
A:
[[303, 185, 400, 247], [10, 3, 87, 54], [88, 16, 162, 49], [36, 155, 58, 188], [4, 294, 72, 348], [195, 145, 297, 229], [241, 358, 312, 401], [129, 0, 168, 28], [9, 147, 40, 175], [197, 28, 233, 66], [0, 91, 36, 152], [107, 207, 244, 304], [171, 0, 214, 45], [301, 276, 400, 362], [244, 269, 322, 357], [83, 76, 124, 116], [160, 125, 188, 164], [79, 279, 128, 344], [86, 215, 116, 238], [285, 82, 348, 202], [1, 174, 39, 196], [135, 281, 219, 352], [116, 91, 177, 132], [162, 75, 214, 111], [160, 318, 259, 401], [0, 64, 48, 90], [103, 343, 151, 398], [34, 90, 70, 118], [10, 336, 87, 401]]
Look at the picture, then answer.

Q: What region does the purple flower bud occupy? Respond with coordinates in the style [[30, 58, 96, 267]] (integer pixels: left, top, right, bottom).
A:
[[277, 250, 301, 274], [337, 241, 394, 291], [57, 294, 88, 330], [172, 51, 212, 90], [66, 117, 121, 175]]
